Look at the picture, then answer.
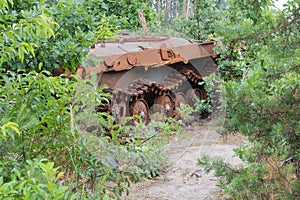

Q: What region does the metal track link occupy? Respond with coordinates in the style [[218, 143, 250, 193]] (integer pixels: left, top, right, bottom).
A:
[[162, 69, 204, 91], [111, 69, 206, 122], [112, 69, 204, 104], [112, 78, 172, 103]]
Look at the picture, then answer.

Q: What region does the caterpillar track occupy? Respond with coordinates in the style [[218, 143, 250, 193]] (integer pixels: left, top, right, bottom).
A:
[[56, 33, 218, 123], [110, 68, 208, 123]]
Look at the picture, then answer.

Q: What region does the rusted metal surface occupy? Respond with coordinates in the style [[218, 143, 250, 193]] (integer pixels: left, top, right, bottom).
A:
[[153, 94, 175, 117], [129, 99, 150, 123], [199, 41, 217, 59], [76, 34, 216, 77], [108, 68, 208, 122], [70, 33, 218, 122]]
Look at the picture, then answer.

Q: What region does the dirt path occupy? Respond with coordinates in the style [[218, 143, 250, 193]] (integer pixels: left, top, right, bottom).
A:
[[122, 117, 245, 200]]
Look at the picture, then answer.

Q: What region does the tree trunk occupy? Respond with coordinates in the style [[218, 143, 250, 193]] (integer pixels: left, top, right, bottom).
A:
[[183, 0, 187, 19], [157, 0, 161, 25], [186, 0, 191, 18], [173, 0, 179, 30], [165, 0, 171, 27]]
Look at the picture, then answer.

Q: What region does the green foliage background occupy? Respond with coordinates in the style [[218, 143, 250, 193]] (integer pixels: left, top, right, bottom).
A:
[[0, 70, 179, 199], [0, 0, 299, 199], [194, 0, 300, 199], [0, 0, 171, 199], [0, 0, 156, 72]]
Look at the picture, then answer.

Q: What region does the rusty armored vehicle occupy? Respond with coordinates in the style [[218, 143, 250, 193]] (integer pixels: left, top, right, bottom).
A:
[[75, 33, 218, 123]]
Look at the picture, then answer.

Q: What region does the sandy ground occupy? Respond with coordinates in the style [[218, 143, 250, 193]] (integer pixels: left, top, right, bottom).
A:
[[122, 116, 245, 200]]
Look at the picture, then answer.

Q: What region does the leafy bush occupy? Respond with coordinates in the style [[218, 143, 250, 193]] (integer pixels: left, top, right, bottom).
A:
[[198, 0, 300, 199], [0, 159, 71, 200], [0, 0, 156, 73], [0, 122, 71, 199], [0, 1, 178, 198], [0, 70, 180, 199]]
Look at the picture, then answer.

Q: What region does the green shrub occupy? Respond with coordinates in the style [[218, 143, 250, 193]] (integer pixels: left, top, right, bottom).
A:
[[0, 159, 71, 200], [198, 0, 300, 199], [0, 70, 180, 199]]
